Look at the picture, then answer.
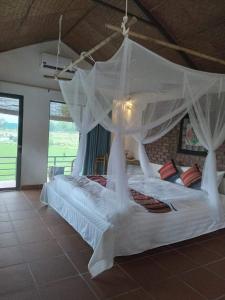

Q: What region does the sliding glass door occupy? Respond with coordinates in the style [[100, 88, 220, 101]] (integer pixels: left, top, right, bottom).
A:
[[0, 93, 23, 190]]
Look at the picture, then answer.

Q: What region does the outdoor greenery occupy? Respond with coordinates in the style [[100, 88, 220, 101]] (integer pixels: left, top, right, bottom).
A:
[[0, 120, 79, 181]]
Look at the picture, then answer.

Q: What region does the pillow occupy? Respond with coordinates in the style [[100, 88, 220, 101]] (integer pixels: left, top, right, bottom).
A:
[[158, 160, 179, 181], [180, 164, 201, 187], [176, 170, 225, 189]]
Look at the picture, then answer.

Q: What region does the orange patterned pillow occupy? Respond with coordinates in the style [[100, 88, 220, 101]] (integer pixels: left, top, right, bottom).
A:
[[158, 160, 178, 180], [180, 165, 202, 187]]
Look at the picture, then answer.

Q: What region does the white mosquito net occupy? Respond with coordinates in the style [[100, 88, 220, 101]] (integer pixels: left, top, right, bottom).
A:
[[60, 37, 225, 221]]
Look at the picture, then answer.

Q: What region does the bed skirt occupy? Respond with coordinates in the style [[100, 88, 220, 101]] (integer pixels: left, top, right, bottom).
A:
[[40, 183, 115, 277]]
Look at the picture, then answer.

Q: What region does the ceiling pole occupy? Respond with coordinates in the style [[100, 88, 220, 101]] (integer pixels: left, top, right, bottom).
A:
[[106, 24, 225, 67], [56, 17, 137, 78], [133, 0, 197, 69]]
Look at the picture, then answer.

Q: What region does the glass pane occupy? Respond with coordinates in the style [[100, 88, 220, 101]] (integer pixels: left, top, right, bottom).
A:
[[48, 101, 79, 179], [0, 97, 19, 189]]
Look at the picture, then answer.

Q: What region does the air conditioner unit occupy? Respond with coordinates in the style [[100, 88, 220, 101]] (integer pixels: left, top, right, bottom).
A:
[[40, 53, 75, 79]]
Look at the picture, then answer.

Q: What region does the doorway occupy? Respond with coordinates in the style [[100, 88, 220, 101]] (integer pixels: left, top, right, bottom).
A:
[[0, 93, 23, 190], [47, 100, 79, 180]]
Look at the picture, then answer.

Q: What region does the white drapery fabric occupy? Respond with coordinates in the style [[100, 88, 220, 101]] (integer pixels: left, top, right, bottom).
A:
[[59, 37, 225, 221], [188, 78, 225, 221]]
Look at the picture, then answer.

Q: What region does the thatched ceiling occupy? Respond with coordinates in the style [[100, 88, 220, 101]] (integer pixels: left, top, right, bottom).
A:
[[0, 0, 224, 73]]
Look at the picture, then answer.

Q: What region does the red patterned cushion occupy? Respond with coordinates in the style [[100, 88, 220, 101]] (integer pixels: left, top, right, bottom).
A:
[[158, 160, 178, 180], [180, 165, 202, 187]]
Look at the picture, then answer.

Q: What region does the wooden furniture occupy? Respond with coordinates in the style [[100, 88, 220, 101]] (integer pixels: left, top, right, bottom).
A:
[[126, 158, 140, 166], [94, 154, 108, 175]]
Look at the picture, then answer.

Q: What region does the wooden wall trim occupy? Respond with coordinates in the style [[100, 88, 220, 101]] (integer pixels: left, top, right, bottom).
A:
[[21, 184, 43, 190]]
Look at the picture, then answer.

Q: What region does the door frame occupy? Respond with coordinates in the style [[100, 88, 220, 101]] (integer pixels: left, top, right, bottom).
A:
[[0, 93, 24, 191]]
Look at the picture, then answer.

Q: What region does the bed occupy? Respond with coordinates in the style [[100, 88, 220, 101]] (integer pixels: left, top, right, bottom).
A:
[[40, 173, 225, 277]]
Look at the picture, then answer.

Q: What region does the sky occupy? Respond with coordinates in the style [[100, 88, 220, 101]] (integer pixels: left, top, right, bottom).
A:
[[0, 113, 18, 123]]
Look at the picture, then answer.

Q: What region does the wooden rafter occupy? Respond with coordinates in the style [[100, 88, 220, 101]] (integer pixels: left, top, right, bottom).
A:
[[134, 0, 197, 69], [106, 24, 225, 67], [56, 17, 137, 78]]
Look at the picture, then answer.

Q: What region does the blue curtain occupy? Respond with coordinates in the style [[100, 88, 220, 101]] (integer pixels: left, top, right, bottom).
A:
[[83, 125, 110, 175]]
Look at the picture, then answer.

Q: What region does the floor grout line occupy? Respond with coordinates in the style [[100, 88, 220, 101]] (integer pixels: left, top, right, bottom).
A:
[[2, 190, 225, 300]]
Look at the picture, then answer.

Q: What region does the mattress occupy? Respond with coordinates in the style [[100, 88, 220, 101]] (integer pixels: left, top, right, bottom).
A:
[[40, 174, 225, 277]]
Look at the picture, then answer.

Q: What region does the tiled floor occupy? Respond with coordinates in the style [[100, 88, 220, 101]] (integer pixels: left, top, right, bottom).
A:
[[0, 190, 225, 299]]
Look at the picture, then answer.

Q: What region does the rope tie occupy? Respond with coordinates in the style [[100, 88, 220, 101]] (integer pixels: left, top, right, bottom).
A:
[[80, 51, 96, 64], [55, 14, 63, 80], [121, 0, 129, 36]]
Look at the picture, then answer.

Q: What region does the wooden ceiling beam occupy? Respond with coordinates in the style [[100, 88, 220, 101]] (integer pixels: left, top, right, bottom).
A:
[[134, 0, 197, 69]]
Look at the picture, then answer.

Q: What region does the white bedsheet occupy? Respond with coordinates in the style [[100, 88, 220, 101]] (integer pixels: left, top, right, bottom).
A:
[[41, 174, 225, 277]]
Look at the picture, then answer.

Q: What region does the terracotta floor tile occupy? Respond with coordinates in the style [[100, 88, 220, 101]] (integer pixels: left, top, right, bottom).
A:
[[177, 243, 222, 265], [115, 252, 147, 264], [29, 255, 78, 285], [0, 213, 10, 222], [84, 266, 139, 299], [112, 288, 153, 300], [12, 218, 44, 231], [39, 277, 97, 300], [67, 248, 93, 273], [3, 190, 225, 300], [9, 210, 38, 221], [216, 296, 225, 300], [21, 239, 63, 262], [147, 277, 206, 300], [4, 197, 30, 205], [206, 258, 225, 279], [0, 245, 24, 267], [38, 206, 60, 218], [152, 250, 197, 275], [0, 232, 19, 248], [6, 202, 33, 212], [57, 234, 90, 252], [181, 267, 225, 299], [40, 214, 65, 226], [217, 228, 225, 237], [0, 289, 39, 299], [200, 237, 225, 256], [49, 223, 77, 238], [39, 207, 65, 226], [16, 227, 53, 244], [145, 245, 173, 255], [23, 190, 41, 201], [121, 257, 171, 289], [0, 264, 35, 295], [0, 193, 25, 202], [29, 200, 45, 210], [0, 222, 14, 234], [170, 238, 199, 248]]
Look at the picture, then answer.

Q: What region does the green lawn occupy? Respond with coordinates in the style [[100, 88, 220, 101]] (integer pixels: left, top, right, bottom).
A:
[[0, 129, 79, 181]]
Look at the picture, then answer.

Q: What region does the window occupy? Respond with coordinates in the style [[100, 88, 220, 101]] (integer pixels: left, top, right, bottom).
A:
[[48, 101, 79, 178]]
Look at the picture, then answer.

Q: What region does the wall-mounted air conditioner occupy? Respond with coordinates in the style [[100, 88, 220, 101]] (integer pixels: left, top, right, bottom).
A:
[[40, 53, 75, 79]]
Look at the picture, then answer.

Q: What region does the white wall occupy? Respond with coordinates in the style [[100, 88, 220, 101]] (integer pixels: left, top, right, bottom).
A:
[[0, 82, 62, 185], [0, 41, 89, 186], [124, 136, 139, 159]]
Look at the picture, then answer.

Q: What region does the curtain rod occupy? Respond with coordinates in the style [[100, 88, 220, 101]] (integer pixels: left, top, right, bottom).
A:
[[106, 24, 225, 67], [55, 17, 137, 79]]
